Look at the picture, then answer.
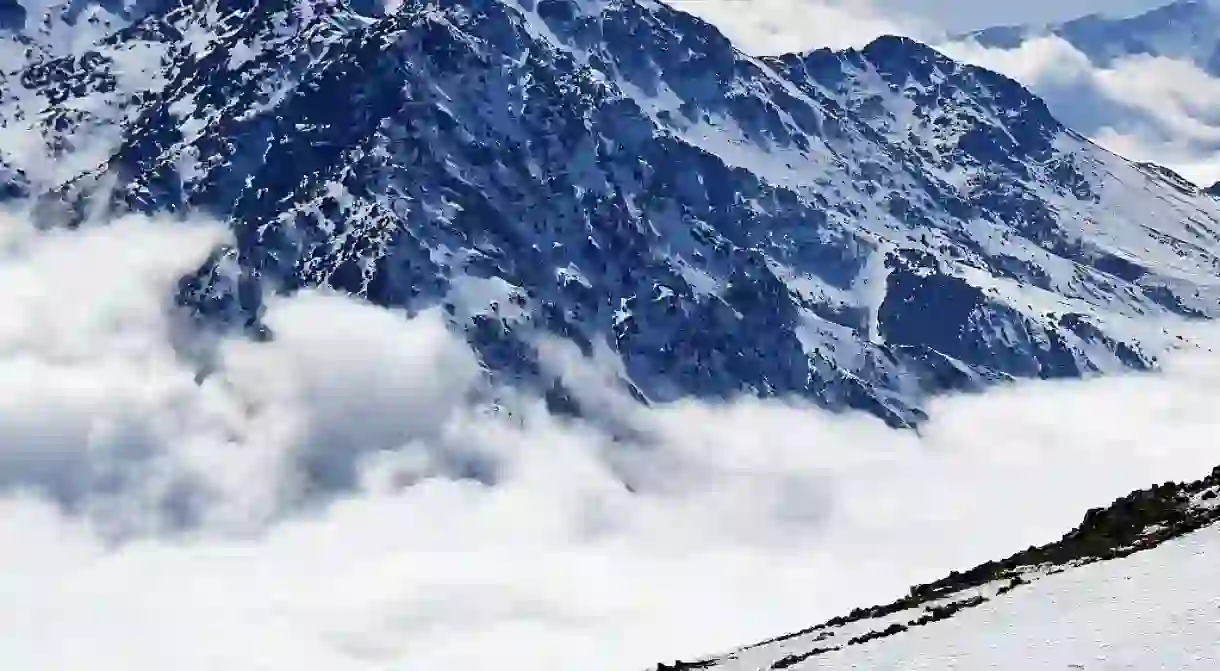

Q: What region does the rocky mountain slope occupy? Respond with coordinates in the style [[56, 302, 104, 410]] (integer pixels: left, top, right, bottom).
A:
[[957, 0, 1220, 192], [2, 0, 1220, 426], [657, 462, 1220, 670]]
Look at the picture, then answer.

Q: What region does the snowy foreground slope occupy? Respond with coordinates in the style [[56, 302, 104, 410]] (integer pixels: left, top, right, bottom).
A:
[[668, 465, 1220, 670], [3, 0, 1220, 425]]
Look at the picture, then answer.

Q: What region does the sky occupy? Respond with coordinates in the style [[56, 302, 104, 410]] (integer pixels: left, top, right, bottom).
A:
[[668, 0, 1188, 51], [881, 0, 1174, 32]]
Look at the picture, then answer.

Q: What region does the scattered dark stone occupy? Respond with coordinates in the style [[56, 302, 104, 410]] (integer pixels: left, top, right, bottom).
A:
[[655, 660, 715, 671], [847, 622, 908, 646], [770, 646, 841, 669], [681, 464, 1220, 668]]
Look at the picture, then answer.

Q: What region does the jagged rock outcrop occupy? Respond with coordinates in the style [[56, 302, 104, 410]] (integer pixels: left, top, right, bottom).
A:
[[1, 0, 1219, 426]]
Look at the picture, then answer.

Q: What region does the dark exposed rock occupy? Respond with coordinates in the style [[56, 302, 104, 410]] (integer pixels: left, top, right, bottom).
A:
[[2, 0, 1218, 428]]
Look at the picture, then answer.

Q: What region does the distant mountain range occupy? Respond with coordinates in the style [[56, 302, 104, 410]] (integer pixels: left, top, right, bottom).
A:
[[953, 0, 1220, 189], [960, 0, 1220, 73], [3, 0, 1220, 429]]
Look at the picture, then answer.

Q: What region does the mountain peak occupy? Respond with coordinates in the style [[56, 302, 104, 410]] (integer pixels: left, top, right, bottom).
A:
[[3, 0, 1220, 429]]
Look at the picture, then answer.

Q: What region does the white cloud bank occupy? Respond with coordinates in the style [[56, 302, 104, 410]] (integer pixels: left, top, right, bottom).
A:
[[1, 207, 1220, 671], [664, 0, 932, 52]]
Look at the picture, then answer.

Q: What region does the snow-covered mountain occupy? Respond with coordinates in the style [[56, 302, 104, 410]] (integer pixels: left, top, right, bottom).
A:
[[951, 1, 1220, 189], [660, 463, 1220, 670], [2, 0, 1220, 427], [961, 0, 1220, 73]]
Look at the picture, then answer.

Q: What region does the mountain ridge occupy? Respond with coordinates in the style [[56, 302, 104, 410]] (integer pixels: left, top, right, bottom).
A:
[[959, 0, 1220, 73]]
